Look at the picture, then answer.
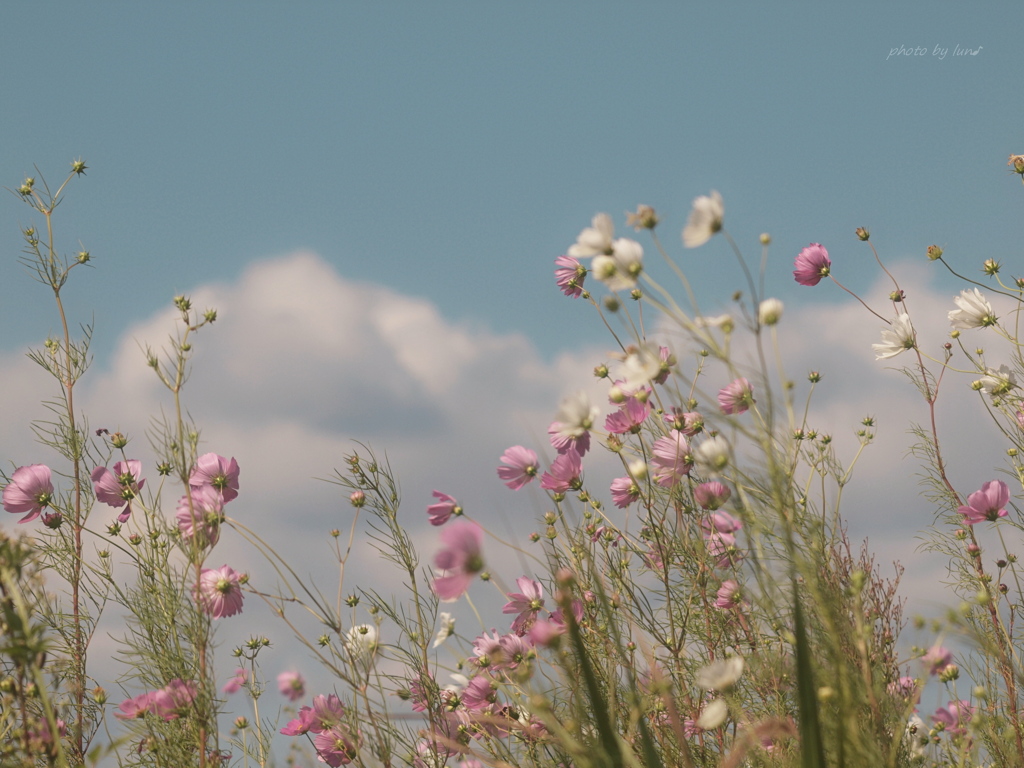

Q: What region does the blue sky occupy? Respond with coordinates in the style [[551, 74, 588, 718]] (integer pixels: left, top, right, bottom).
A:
[[1, 1, 1022, 743]]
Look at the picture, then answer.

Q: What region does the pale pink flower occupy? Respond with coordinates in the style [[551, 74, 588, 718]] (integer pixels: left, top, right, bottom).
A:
[[604, 398, 651, 435], [223, 668, 249, 694], [715, 580, 742, 610], [114, 690, 158, 720], [717, 378, 755, 415], [471, 629, 505, 668], [432, 520, 485, 601], [502, 576, 545, 635], [92, 460, 145, 522], [3, 464, 54, 523], [555, 255, 586, 298], [694, 481, 731, 510], [527, 617, 566, 647], [682, 191, 724, 248], [653, 346, 675, 384], [281, 706, 316, 736], [277, 671, 306, 702], [310, 694, 346, 732], [610, 476, 640, 508], [888, 676, 920, 705], [932, 700, 974, 737], [793, 243, 831, 286], [958, 480, 1010, 525], [115, 679, 197, 721], [540, 449, 583, 493], [921, 645, 954, 676], [702, 510, 742, 535], [498, 633, 532, 668], [176, 484, 224, 548], [190, 453, 240, 502], [462, 675, 498, 711], [650, 433, 691, 487], [497, 446, 538, 490], [314, 725, 358, 766], [427, 490, 460, 526], [549, 391, 599, 456], [706, 532, 741, 568], [195, 565, 245, 619], [663, 409, 704, 435]]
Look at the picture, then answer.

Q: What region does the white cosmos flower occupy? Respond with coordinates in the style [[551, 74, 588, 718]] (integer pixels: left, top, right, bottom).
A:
[[872, 313, 916, 359], [682, 191, 724, 248], [978, 365, 1016, 396], [554, 391, 600, 439], [696, 698, 729, 730], [758, 298, 784, 326], [614, 344, 663, 390], [949, 288, 996, 329], [592, 238, 643, 291], [693, 435, 730, 476], [568, 213, 614, 258], [696, 656, 745, 691], [432, 612, 455, 649], [344, 624, 379, 668], [696, 314, 734, 334]]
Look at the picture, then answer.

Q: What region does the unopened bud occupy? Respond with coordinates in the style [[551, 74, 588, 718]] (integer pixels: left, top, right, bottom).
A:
[[927, 245, 943, 261], [855, 227, 869, 241]]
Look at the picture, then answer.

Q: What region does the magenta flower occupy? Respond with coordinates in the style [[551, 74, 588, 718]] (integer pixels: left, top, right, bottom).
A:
[[3, 464, 54, 523], [539, 450, 582, 493], [496, 446, 539, 490], [957, 480, 1010, 524], [277, 671, 306, 702], [314, 726, 359, 766], [195, 564, 245, 619], [694, 481, 731, 510], [223, 668, 249, 694], [502, 576, 545, 636], [92, 460, 146, 522], [793, 243, 831, 286], [610, 476, 640, 508], [427, 490, 461, 526], [650, 433, 691, 487], [932, 700, 974, 737], [176, 484, 224, 548], [554, 255, 586, 298], [190, 453, 240, 502], [432, 520, 485, 602], [717, 378, 755, 415]]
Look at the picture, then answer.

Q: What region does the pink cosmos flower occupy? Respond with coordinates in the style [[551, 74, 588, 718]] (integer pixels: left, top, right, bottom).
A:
[[3, 464, 54, 523], [115, 679, 197, 721], [496, 446, 538, 490], [653, 346, 674, 385], [432, 520, 485, 602], [92, 460, 146, 522], [223, 668, 249, 694], [957, 480, 1010, 525], [717, 378, 755, 415], [462, 675, 498, 711], [176, 485, 224, 548], [604, 398, 651, 435], [610, 476, 640, 508], [706, 532, 741, 568], [427, 490, 461, 526], [793, 243, 831, 286], [650, 433, 691, 487], [888, 676, 920, 705], [195, 564, 245, 619], [554, 255, 586, 298], [277, 671, 306, 702], [540, 450, 583, 493], [922, 645, 954, 676], [310, 694, 346, 732], [527, 617, 566, 647], [314, 725, 358, 766], [702, 510, 742, 535], [663, 409, 704, 435], [190, 453, 240, 502], [932, 700, 974, 737], [281, 706, 316, 736], [503, 576, 545, 635], [694, 481, 731, 510], [715, 580, 742, 610], [471, 629, 506, 668], [498, 633, 532, 668]]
